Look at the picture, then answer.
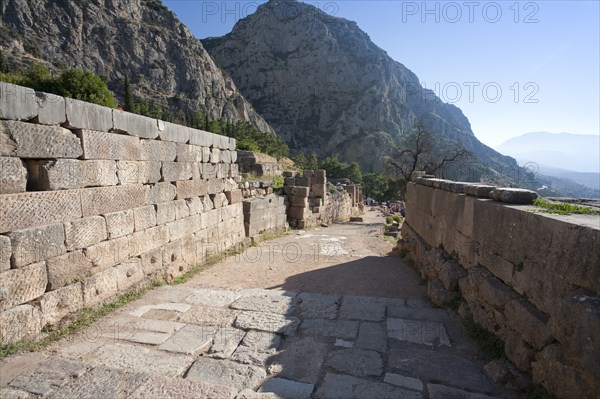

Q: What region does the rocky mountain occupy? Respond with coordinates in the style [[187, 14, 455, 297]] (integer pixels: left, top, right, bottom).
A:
[[202, 0, 515, 174], [0, 0, 274, 133]]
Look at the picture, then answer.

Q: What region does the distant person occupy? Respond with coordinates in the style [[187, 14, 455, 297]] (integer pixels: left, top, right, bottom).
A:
[[400, 207, 406, 217]]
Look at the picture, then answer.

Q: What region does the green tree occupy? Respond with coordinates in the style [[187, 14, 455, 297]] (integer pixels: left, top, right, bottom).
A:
[[55, 69, 116, 107], [346, 161, 363, 183], [294, 151, 307, 170], [307, 152, 319, 170], [123, 76, 134, 111], [0, 50, 9, 73]]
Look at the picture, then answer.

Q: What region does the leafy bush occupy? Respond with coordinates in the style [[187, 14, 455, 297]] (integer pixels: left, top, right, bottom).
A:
[[385, 215, 393, 225], [236, 138, 261, 152], [393, 215, 403, 224], [319, 155, 363, 183]]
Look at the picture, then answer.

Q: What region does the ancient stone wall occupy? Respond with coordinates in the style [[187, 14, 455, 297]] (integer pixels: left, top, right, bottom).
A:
[[236, 150, 283, 178], [283, 170, 362, 229], [243, 195, 287, 242], [399, 178, 600, 399], [0, 82, 246, 344]]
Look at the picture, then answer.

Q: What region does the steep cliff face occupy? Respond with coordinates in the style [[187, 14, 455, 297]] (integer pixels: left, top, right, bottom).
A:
[[203, 0, 514, 171], [0, 0, 274, 133]]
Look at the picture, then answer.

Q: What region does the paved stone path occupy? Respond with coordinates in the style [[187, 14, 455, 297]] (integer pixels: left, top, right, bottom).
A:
[[0, 211, 516, 398]]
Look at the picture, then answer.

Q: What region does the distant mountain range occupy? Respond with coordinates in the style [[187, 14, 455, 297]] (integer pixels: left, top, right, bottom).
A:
[[496, 132, 599, 194]]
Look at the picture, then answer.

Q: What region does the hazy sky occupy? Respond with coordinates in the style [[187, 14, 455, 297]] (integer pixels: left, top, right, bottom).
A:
[[164, 0, 600, 148]]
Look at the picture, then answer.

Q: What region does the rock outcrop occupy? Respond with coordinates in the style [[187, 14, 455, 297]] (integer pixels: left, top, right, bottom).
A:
[[203, 0, 516, 174], [0, 0, 274, 133]]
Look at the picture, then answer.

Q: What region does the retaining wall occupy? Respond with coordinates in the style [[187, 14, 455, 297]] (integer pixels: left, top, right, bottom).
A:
[[399, 178, 600, 398], [0, 82, 246, 344]]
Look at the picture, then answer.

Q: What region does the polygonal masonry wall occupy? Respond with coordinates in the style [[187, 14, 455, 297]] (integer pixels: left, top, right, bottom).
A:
[[399, 179, 600, 399]]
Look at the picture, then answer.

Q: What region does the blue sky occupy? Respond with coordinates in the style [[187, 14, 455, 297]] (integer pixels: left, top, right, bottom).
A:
[[164, 0, 600, 148]]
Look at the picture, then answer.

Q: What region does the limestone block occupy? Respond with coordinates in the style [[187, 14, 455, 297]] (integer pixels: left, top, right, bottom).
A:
[[289, 196, 309, 207], [167, 215, 202, 241], [0, 305, 41, 344], [0, 190, 83, 234], [76, 129, 141, 160], [207, 178, 225, 195], [141, 247, 164, 277], [229, 163, 239, 178], [159, 121, 191, 143], [186, 358, 266, 392], [114, 258, 145, 291], [225, 190, 242, 205], [140, 139, 176, 161], [35, 91, 66, 125], [229, 137, 236, 151], [84, 160, 119, 187], [116, 161, 161, 184], [65, 98, 112, 131], [176, 143, 203, 162], [210, 148, 220, 163], [0, 235, 10, 272], [28, 159, 118, 190], [133, 205, 157, 232], [505, 299, 553, 350], [0, 82, 38, 121], [285, 186, 310, 197], [83, 236, 132, 272], [46, 249, 93, 290], [504, 329, 535, 371], [490, 188, 538, 204], [0, 262, 47, 311], [288, 206, 309, 220], [147, 182, 176, 204], [156, 202, 177, 225], [104, 209, 135, 239], [81, 185, 148, 217], [112, 109, 159, 139], [463, 184, 497, 198], [0, 120, 82, 158], [0, 157, 27, 194], [211, 193, 229, 209], [202, 195, 214, 211], [64, 216, 107, 251], [162, 162, 193, 182], [188, 129, 211, 147], [175, 179, 208, 200], [130, 225, 169, 257], [174, 199, 191, 220], [186, 197, 204, 215], [82, 266, 119, 306], [9, 224, 66, 268], [40, 282, 84, 325]]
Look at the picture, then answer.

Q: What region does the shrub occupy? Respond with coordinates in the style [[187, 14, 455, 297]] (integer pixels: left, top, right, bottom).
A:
[[54, 69, 117, 108]]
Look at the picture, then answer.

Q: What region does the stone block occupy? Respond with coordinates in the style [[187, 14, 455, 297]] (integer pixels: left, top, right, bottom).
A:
[[490, 188, 538, 204], [65, 98, 112, 131], [104, 209, 135, 239], [140, 139, 176, 161], [295, 176, 311, 187], [0, 82, 38, 121], [82, 266, 119, 306], [83, 235, 132, 272], [46, 250, 94, 290], [130, 225, 169, 257], [186, 358, 266, 392], [285, 186, 310, 197], [27, 159, 83, 190], [505, 299, 553, 349], [0, 190, 81, 233], [83, 160, 119, 187], [0, 157, 27, 194], [156, 201, 177, 225], [207, 178, 225, 194], [234, 311, 300, 336], [141, 247, 164, 277], [0, 262, 47, 312], [114, 258, 145, 291], [35, 91, 65, 125], [159, 324, 214, 355], [159, 121, 191, 143], [175, 179, 208, 199], [289, 196, 309, 207], [0, 235, 10, 272], [209, 148, 219, 163], [131, 374, 237, 399], [220, 150, 231, 164], [326, 349, 383, 377], [81, 184, 148, 217], [0, 120, 82, 158], [188, 129, 212, 147], [258, 378, 314, 399], [463, 184, 497, 198], [383, 373, 423, 391], [146, 182, 176, 204], [283, 171, 298, 178], [211, 193, 229, 209], [167, 215, 202, 241], [40, 282, 83, 324], [174, 199, 191, 219], [315, 373, 420, 399], [175, 143, 203, 162], [112, 109, 159, 139], [356, 322, 388, 353], [76, 129, 141, 160], [288, 206, 309, 220], [186, 197, 204, 215], [162, 162, 193, 182], [387, 318, 451, 347], [202, 195, 214, 211], [117, 161, 161, 184], [9, 224, 66, 268], [64, 216, 107, 251], [505, 329, 535, 371], [133, 205, 157, 232], [0, 305, 41, 344]]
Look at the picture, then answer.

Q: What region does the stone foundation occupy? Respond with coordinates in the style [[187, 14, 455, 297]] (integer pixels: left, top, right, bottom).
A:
[[399, 178, 600, 399]]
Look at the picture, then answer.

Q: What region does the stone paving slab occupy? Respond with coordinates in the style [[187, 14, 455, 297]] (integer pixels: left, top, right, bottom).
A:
[[184, 288, 241, 307], [427, 383, 499, 399], [387, 318, 451, 347], [8, 357, 88, 397], [231, 291, 299, 315], [325, 348, 384, 377], [314, 373, 423, 399], [130, 374, 238, 399], [388, 304, 451, 322], [158, 324, 214, 355], [178, 304, 240, 326], [270, 337, 330, 384], [297, 293, 340, 319], [209, 327, 247, 359], [258, 377, 314, 399], [231, 331, 282, 367], [383, 372, 424, 391], [297, 319, 359, 340], [129, 302, 191, 317], [185, 358, 267, 391], [234, 311, 300, 336], [339, 296, 386, 321], [356, 321, 388, 353]]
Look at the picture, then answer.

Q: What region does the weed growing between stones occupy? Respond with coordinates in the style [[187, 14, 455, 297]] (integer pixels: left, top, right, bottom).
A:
[[532, 198, 600, 215], [463, 316, 505, 360]]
